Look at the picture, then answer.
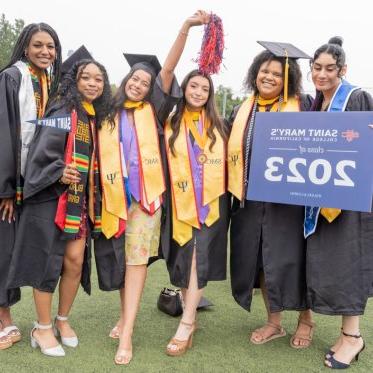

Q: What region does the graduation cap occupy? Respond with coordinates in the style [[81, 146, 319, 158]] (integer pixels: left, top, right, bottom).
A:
[[123, 53, 162, 77], [62, 45, 92, 75], [257, 41, 311, 102]]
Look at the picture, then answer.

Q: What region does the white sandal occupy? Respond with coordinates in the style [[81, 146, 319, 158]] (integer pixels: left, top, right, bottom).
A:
[[31, 321, 65, 357], [3, 325, 22, 344], [0, 331, 12, 350], [54, 315, 78, 348]]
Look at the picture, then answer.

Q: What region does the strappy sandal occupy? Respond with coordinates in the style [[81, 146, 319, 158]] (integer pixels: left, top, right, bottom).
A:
[[166, 320, 196, 357], [3, 325, 21, 344], [325, 332, 365, 369], [109, 325, 120, 339], [250, 321, 286, 345], [31, 321, 65, 357], [290, 317, 315, 349], [53, 315, 78, 348], [0, 331, 12, 350]]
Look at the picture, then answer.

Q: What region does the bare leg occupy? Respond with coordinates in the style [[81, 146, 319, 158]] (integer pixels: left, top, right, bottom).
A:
[[325, 316, 364, 367], [291, 309, 314, 347], [167, 248, 202, 353], [56, 238, 86, 338], [0, 307, 12, 327], [251, 272, 284, 343], [33, 289, 60, 348], [115, 264, 147, 364], [110, 288, 124, 338]]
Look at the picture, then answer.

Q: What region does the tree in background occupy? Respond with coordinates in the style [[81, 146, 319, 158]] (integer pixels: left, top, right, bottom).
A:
[[215, 85, 245, 119], [0, 14, 25, 69]]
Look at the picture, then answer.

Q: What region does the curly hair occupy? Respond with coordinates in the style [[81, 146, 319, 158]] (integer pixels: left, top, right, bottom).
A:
[[168, 69, 227, 156], [243, 50, 302, 97], [0, 22, 62, 98], [55, 59, 112, 128]]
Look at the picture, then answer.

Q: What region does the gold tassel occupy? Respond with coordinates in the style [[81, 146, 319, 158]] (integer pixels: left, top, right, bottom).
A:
[[283, 50, 289, 103]]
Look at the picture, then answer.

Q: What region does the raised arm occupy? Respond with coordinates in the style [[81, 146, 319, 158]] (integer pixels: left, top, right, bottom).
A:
[[160, 10, 210, 94]]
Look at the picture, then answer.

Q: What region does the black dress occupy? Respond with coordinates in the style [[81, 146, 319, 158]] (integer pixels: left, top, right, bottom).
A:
[[0, 66, 23, 307], [161, 123, 230, 290], [306, 89, 373, 316], [230, 95, 313, 312], [7, 104, 93, 294], [94, 74, 182, 291]]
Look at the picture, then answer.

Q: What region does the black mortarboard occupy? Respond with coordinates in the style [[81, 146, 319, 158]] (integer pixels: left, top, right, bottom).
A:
[[62, 45, 92, 75], [257, 41, 311, 60], [123, 53, 162, 77], [257, 41, 311, 102]]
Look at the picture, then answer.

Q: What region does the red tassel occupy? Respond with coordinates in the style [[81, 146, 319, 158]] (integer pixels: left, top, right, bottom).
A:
[[196, 13, 224, 75]]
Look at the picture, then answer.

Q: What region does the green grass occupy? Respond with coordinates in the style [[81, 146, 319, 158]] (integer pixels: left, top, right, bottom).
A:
[[2, 259, 372, 373]]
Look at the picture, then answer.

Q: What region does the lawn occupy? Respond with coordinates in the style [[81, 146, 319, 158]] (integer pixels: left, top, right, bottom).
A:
[[2, 259, 372, 372]]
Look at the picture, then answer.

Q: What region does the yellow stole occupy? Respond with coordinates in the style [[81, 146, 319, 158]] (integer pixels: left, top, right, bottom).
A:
[[124, 100, 166, 204], [228, 95, 300, 200], [98, 115, 128, 239], [165, 110, 225, 246]]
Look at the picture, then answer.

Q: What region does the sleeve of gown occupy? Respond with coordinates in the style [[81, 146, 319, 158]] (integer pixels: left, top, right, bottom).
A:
[[346, 89, 373, 111], [150, 73, 182, 127], [299, 93, 314, 111], [0, 71, 19, 199], [23, 108, 68, 199]]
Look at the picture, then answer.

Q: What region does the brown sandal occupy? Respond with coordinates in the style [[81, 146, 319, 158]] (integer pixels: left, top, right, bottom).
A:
[[290, 318, 315, 349], [166, 320, 196, 357], [0, 331, 12, 350], [250, 321, 286, 345]]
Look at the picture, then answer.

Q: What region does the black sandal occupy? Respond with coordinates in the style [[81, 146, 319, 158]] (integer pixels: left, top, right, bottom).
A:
[[325, 331, 365, 369]]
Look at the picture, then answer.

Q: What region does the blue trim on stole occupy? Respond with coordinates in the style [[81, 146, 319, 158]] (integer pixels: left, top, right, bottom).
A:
[[303, 81, 359, 238]]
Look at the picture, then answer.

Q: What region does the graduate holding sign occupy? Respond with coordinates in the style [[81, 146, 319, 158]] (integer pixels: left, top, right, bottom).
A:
[[228, 42, 315, 348], [0, 23, 61, 350], [305, 37, 373, 369], [7, 51, 112, 357]]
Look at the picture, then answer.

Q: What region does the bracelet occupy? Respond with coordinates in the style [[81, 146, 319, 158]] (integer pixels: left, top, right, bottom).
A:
[[179, 30, 188, 36]]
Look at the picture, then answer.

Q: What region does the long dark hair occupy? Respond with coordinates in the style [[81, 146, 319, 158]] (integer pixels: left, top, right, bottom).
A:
[[55, 59, 112, 128], [109, 65, 156, 122], [168, 69, 227, 156], [1, 22, 62, 98], [244, 50, 302, 97]]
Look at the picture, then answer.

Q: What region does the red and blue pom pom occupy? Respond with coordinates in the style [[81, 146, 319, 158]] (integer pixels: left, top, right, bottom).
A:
[[196, 13, 224, 75]]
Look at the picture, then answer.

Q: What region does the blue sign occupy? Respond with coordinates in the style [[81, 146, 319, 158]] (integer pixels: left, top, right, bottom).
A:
[[26, 115, 72, 132], [247, 112, 373, 212]]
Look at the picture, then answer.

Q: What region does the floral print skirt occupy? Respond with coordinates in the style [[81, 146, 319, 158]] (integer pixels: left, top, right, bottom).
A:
[[124, 200, 161, 265]]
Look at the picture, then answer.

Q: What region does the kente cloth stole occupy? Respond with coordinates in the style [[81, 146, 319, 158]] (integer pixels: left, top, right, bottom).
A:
[[98, 115, 127, 239], [27, 62, 50, 118], [228, 95, 300, 201], [304, 81, 359, 238], [126, 102, 165, 213], [14, 61, 50, 204], [165, 110, 225, 246], [55, 106, 101, 239]]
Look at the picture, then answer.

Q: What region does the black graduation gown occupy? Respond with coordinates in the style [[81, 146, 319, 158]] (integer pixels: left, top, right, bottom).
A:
[[230, 94, 313, 312], [0, 66, 22, 307], [306, 89, 373, 316], [7, 104, 92, 294], [161, 120, 230, 290], [93, 74, 182, 291]]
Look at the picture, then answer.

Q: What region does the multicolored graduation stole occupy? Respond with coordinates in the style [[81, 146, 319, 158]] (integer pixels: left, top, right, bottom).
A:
[[55, 105, 102, 238], [165, 109, 225, 246], [304, 81, 359, 237], [228, 95, 300, 201]]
